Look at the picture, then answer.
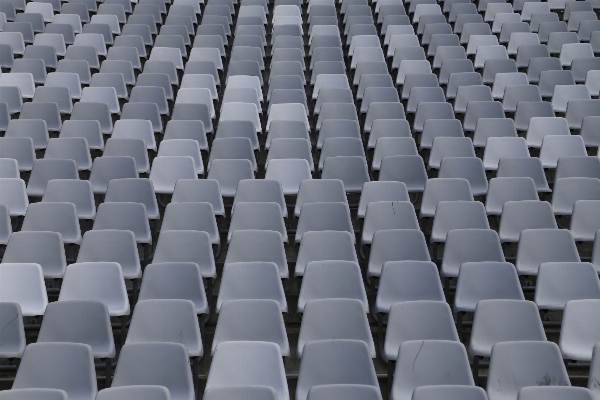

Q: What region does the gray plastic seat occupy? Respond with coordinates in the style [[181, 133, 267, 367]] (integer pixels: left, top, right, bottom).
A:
[[96, 387, 171, 400], [89, 156, 138, 195], [206, 341, 288, 400], [112, 343, 195, 400], [552, 177, 600, 215], [430, 200, 489, 243], [12, 343, 97, 400], [0, 137, 35, 171], [0, 301, 25, 358], [441, 229, 506, 278], [212, 299, 288, 356], [21, 202, 81, 244], [217, 261, 286, 314], [37, 300, 114, 360], [27, 159, 78, 197], [70, 102, 112, 134], [391, 340, 474, 400], [152, 230, 215, 279], [296, 340, 378, 400], [470, 299, 546, 359], [41, 179, 94, 221], [44, 137, 91, 171], [126, 299, 202, 360], [516, 229, 580, 276], [2, 230, 66, 279], [518, 387, 594, 400], [487, 341, 569, 400], [535, 261, 600, 310], [384, 301, 459, 362]]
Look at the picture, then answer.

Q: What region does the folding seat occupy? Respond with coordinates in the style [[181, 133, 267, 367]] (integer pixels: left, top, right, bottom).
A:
[[0, 137, 35, 172], [453, 86, 492, 116], [535, 262, 600, 314], [445, 72, 482, 100], [391, 340, 474, 400], [515, 228, 580, 277], [501, 85, 542, 113]]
